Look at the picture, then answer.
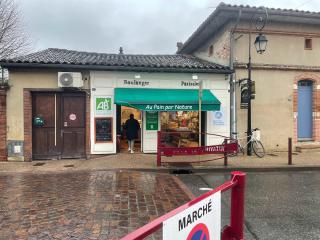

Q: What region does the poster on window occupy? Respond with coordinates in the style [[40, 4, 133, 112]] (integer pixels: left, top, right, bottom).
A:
[[213, 109, 225, 125], [146, 111, 158, 130]]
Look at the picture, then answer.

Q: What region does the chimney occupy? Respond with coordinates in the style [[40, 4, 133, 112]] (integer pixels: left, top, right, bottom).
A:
[[176, 42, 183, 52], [119, 47, 123, 54]]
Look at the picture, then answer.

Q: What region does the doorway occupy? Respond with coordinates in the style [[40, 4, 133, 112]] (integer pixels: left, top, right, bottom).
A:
[[32, 92, 86, 159], [117, 106, 142, 153], [298, 80, 313, 140]]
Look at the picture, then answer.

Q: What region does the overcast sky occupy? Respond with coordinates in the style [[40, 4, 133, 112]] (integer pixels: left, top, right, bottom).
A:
[[16, 0, 320, 54]]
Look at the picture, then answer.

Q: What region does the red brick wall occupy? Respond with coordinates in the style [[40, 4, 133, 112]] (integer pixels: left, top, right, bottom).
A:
[[0, 90, 7, 161], [23, 90, 32, 161]]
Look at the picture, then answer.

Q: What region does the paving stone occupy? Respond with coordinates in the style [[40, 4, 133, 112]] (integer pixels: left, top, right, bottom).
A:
[[0, 170, 191, 239]]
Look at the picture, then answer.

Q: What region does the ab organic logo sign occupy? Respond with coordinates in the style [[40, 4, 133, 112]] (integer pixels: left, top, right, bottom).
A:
[[95, 97, 112, 115]]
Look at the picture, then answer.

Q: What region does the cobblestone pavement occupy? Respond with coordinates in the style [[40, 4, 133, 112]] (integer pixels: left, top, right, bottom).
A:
[[0, 170, 193, 240]]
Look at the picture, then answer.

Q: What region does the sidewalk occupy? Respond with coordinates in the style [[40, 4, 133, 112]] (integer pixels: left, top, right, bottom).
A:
[[0, 151, 319, 173]]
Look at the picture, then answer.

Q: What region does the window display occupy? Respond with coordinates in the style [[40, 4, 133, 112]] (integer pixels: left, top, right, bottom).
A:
[[160, 111, 199, 147]]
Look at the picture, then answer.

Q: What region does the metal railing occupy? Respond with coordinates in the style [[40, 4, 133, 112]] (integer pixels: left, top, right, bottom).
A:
[[121, 171, 246, 240], [156, 131, 238, 166]]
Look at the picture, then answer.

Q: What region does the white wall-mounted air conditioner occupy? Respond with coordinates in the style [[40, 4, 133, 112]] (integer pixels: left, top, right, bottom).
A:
[[58, 72, 83, 88]]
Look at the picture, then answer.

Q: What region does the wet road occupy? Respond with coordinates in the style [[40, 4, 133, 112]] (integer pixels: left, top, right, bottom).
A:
[[0, 170, 191, 240], [178, 171, 320, 240]]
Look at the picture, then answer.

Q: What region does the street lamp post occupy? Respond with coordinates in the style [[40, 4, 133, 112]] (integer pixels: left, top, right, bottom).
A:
[[246, 9, 268, 156], [198, 79, 203, 146]]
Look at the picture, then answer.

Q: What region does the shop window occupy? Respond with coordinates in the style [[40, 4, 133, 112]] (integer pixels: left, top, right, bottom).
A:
[[298, 80, 313, 86], [305, 38, 312, 50], [160, 111, 199, 147], [208, 45, 214, 57]]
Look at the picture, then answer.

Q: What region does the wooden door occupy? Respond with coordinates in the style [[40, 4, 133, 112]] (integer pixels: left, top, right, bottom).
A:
[[60, 93, 86, 158], [32, 92, 86, 159], [32, 93, 61, 159]]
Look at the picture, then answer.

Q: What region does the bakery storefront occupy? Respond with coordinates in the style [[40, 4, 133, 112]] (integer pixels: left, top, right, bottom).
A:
[[0, 48, 231, 161], [90, 71, 230, 154]]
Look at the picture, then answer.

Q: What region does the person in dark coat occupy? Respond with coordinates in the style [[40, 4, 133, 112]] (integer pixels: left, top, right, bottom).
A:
[[124, 114, 140, 153]]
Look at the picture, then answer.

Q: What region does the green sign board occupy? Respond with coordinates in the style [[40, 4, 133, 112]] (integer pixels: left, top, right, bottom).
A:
[[146, 111, 158, 131], [95, 97, 112, 115]]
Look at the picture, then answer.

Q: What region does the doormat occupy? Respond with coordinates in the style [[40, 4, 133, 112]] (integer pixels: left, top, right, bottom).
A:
[[167, 163, 194, 174], [170, 169, 194, 175], [33, 163, 46, 166], [64, 164, 74, 168]]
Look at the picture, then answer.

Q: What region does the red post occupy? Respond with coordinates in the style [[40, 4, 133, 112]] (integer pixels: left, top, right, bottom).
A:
[[157, 131, 161, 167], [288, 137, 292, 165], [222, 171, 246, 240], [224, 138, 228, 166]]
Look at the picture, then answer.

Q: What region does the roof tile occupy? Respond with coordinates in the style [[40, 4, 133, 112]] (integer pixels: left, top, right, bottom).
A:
[[0, 48, 231, 73]]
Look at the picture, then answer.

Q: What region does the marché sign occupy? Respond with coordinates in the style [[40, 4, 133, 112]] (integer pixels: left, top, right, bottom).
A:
[[163, 191, 221, 240]]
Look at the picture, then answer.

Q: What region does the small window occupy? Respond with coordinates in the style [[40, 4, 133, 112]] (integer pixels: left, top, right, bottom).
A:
[[208, 45, 214, 56], [298, 80, 313, 86], [305, 38, 312, 50]]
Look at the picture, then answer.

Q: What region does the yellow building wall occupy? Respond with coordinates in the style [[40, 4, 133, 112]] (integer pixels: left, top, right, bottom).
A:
[[7, 70, 58, 141], [235, 69, 297, 150], [192, 20, 320, 150], [7, 69, 90, 141]]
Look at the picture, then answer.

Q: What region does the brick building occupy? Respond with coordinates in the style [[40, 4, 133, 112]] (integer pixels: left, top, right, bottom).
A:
[[178, 3, 320, 150]]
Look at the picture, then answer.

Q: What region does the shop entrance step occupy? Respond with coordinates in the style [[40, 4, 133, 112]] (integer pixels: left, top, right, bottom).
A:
[[296, 143, 320, 153]]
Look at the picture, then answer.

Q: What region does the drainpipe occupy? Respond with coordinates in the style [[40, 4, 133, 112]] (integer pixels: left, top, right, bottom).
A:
[[230, 9, 242, 139]]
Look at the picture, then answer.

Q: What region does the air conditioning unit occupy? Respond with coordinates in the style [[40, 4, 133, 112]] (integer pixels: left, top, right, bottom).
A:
[[58, 72, 83, 88]]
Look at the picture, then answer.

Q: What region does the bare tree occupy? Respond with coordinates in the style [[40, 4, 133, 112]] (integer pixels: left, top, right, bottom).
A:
[[0, 0, 30, 59]]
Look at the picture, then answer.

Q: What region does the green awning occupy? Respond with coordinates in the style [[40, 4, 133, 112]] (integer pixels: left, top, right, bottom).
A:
[[114, 88, 221, 111]]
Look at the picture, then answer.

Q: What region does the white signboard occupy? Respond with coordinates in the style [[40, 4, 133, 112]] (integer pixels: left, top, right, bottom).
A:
[[163, 191, 221, 240], [213, 109, 225, 125]]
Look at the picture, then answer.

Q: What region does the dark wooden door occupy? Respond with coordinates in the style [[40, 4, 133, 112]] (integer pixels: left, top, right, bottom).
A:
[[33, 93, 61, 159], [60, 94, 86, 158], [32, 92, 86, 159]]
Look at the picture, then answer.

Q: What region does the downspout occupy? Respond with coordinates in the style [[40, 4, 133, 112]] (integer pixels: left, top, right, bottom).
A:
[[230, 9, 242, 139]]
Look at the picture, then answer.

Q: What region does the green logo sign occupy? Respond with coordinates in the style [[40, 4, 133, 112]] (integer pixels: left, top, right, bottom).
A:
[[95, 97, 112, 115], [96, 97, 112, 111]]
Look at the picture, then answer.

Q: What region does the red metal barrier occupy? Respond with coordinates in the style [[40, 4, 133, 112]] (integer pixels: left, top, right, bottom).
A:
[[157, 131, 238, 166], [121, 171, 246, 240]]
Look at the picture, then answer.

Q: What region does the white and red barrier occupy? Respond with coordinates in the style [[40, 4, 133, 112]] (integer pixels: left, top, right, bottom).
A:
[[121, 171, 246, 240], [157, 131, 238, 166]]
